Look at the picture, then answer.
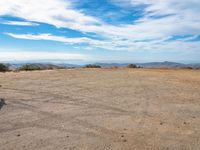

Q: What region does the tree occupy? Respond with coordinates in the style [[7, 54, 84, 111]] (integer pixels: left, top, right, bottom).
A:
[[0, 63, 9, 72], [127, 64, 137, 68], [85, 64, 101, 68], [19, 64, 41, 71]]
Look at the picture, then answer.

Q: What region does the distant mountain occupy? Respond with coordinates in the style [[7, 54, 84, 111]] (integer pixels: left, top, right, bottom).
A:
[[3, 61, 200, 70], [94, 61, 200, 69], [136, 61, 187, 68], [93, 63, 129, 68], [8, 63, 81, 70], [189, 63, 200, 69]]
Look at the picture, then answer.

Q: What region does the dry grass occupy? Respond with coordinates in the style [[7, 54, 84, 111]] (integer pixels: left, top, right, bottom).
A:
[[0, 68, 200, 150]]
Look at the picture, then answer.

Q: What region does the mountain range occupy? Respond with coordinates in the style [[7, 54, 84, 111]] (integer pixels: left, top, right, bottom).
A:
[[3, 61, 200, 70], [94, 61, 200, 69]]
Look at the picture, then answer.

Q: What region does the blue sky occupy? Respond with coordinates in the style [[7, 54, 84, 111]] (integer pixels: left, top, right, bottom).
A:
[[0, 0, 200, 64]]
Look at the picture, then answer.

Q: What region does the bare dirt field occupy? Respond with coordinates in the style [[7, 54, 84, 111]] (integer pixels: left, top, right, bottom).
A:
[[0, 68, 200, 150]]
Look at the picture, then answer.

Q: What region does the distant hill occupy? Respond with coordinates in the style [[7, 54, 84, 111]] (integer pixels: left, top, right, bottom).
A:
[[94, 61, 200, 69], [136, 61, 187, 68], [3, 61, 200, 70], [189, 63, 200, 69], [8, 63, 81, 70], [93, 63, 129, 68]]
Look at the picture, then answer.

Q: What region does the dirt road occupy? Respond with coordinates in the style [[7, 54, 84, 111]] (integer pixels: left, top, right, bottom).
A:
[[0, 68, 200, 150]]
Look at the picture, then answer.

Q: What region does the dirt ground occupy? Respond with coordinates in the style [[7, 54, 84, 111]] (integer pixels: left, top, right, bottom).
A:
[[0, 68, 200, 150]]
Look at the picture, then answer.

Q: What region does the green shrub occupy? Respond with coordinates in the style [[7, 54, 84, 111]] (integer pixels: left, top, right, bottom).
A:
[[0, 63, 9, 72], [85, 64, 101, 68], [127, 64, 137, 68], [19, 64, 41, 71], [185, 66, 193, 69]]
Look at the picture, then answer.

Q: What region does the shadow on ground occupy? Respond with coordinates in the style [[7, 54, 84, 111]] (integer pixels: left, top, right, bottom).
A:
[[0, 98, 6, 110]]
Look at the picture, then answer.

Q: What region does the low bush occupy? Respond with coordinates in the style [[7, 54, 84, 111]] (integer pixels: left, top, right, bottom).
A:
[[85, 64, 101, 68], [0, 63, 9, 72], [127, 64, 137, 68], [185, 66, 193, 69], [19, 64, 42, 71]]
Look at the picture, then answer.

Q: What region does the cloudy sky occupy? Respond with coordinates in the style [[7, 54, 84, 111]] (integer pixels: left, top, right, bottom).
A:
[[0, 0, 200, 63]]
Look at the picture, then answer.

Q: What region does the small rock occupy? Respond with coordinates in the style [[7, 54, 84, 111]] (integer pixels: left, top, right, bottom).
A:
[[17, 134, 20, 137], [122, 139, 127, 142]]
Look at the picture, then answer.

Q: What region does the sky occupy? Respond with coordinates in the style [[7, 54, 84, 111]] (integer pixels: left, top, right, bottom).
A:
[[0, 0, 200, 64]]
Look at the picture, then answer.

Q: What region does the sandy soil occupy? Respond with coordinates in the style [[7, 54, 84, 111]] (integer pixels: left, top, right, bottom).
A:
[[0, 68, 200, 150]]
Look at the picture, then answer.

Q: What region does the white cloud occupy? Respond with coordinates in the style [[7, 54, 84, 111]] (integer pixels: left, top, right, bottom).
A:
[[5, 32, 200, 53], [4, 32, 125, 51], [0, 0, 100, 29], [105, 0, 200, 40], [0, 52, 88, 61], [0, 0, 200, 53], [5, 33, 95, 44], [0, 20, 39, 26]]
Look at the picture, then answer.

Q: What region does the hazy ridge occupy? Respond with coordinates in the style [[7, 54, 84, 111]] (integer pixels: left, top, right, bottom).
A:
[[3, 61, 200, 70]]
